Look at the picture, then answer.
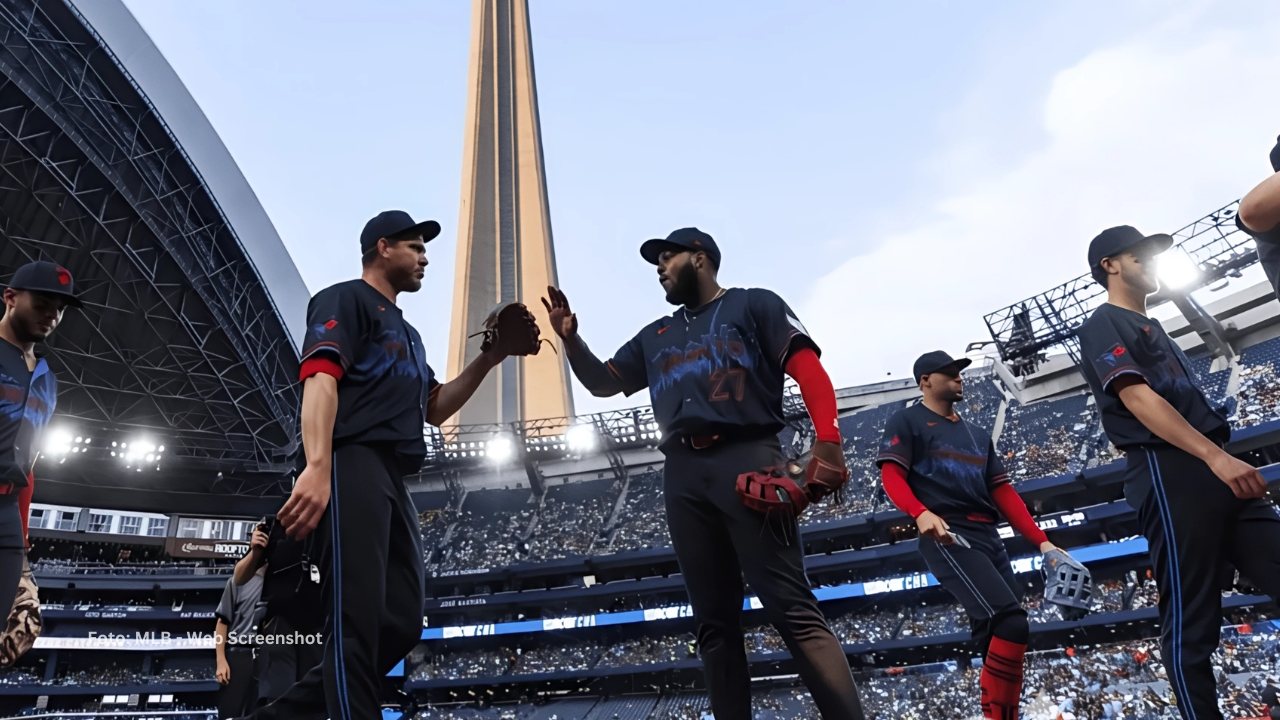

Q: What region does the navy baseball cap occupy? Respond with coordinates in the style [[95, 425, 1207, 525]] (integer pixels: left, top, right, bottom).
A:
[[1087, 225, 1173, 280], [360, 210, 441, 255], [1270, 134, 1280, 173], [7, 261, 81, 308], [640, 227, 721, 269], [913, 350, 971, 381]]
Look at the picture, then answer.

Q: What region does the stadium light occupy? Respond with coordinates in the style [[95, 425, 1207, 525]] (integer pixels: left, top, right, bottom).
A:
[[120, 437, 165, 470], [43, 427, 73, 458], [566, 424, 596, 453], [486, 434, 515, 464], [1158, 250, 1201, 292]]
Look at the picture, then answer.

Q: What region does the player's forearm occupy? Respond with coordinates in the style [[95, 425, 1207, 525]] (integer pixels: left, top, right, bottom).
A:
[[990, 483, 1049, 546], [563, 334, 623, 397], [427, 352, 502, 426], [214, 620, 229, 662], [1118, 383, 1224, 463], [232, 550, 264, 586], [300, 373, 339, 469], [879, 463, 927, 518], [784, 349, 840, 443], [1239, 172, 1280, 234]]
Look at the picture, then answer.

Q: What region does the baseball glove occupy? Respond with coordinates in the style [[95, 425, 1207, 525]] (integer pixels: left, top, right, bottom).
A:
[[735, 448, 850, 518], [0, 558, 40, 668], [1042, 547, 1093, 618], [469, 302, 552, 357]]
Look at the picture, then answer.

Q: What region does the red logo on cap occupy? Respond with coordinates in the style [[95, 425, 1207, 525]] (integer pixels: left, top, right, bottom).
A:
[[56, 267, 71, 286], [324, 319, 338, 330], [1112, 346, 1126, 357]]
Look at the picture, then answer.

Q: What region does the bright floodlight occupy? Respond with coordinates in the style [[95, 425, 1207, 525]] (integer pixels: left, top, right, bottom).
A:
[[44, 428, 73, 457], [566, 424, 596, 453], [121, 437, 163, 468], [486, 435, 515, 463], [1158, 250, 1200, 291]]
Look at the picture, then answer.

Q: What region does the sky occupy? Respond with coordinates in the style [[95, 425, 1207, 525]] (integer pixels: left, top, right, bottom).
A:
[[120, 0, 1280, 416]]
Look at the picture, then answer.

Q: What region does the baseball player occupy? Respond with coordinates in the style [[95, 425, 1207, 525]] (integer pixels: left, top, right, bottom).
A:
[[1077, 225, 1280, 720], [246, 211, 517, 720], [1236, 135, 1280, 302], [0, 261, 79, 621], [876, 350, 1066, 720], [542, 228, 865, 719]]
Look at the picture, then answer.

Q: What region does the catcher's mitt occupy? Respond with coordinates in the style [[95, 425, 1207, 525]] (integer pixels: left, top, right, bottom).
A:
[[0, 558, 41, 668], [1042, 547, 1093, 619], [469, 302, 553, 357], [735, 449, 850, 518]]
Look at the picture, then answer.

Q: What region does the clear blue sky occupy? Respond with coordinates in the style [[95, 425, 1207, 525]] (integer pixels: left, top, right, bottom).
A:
[[121, 0, 1280, 415]]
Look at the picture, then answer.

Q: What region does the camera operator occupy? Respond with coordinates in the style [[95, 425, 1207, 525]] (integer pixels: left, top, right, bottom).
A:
[[216, 534, 265, 719], [236, 516, 324, 710]]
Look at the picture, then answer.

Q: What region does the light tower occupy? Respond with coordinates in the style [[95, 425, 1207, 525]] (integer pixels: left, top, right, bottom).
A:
[[446, 0, 574, 428]]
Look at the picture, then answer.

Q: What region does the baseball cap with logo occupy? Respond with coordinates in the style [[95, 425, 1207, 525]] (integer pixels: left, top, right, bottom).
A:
[[7, 261, 82, 307], [1087, 225, 1173, 285], [912, 350, 971, 382], [640, 227, 721, 269], [1270, 134, 1280, 173], [360, 210, 442, 256]]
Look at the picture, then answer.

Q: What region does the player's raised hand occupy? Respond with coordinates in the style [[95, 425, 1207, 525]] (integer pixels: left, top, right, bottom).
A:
[[540, 285, 578, 340], [915, 509, 953, 544], [1208, 451, 1267, 499]]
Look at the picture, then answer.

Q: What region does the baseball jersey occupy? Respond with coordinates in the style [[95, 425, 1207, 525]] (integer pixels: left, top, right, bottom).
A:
[[0, 339, 56, 489], [605, 288, 817, 440], [1236, 213, 1280, 300], [875, 403, 1009, 519], [300, 280, 439, 467], [1076, 302, 1228, 450]]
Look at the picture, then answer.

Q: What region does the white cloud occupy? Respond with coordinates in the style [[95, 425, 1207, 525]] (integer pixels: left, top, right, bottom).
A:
[[802, 9, 1280, 386]]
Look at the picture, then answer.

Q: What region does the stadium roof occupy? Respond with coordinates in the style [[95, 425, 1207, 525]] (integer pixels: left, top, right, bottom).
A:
[[0, 0, 310, 507]]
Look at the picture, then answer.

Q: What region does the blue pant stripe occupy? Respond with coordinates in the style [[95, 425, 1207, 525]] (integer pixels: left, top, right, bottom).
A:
[[1146, 450, 1196, 720], [330, 453, 353, 720]]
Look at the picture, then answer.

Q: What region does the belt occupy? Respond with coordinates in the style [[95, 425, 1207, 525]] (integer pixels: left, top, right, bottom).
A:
[[681, 433, 723, 450], [676, 427, 775, 451]]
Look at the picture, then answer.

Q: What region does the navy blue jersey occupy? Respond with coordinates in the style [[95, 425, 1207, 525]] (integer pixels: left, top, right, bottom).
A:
[[0, 339, 56, 488], [1076, 303, 1228, 450], [1236, 212, 1280, 300], [875, 402, 1009, 519], [300, 280, 439, 467], [605, 288, 817, 440]]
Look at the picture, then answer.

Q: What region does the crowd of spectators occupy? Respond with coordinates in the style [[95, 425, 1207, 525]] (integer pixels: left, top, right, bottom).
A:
[[407, 624, 1279, 719]]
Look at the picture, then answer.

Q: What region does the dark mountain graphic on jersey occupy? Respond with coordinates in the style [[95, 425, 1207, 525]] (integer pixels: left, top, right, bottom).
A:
[[918, 443, 986, 485], [365, 328, 420, 380], [650, 323, 754, 393]]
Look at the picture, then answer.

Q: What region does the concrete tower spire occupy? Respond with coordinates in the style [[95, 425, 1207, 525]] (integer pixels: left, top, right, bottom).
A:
[[446, 0, 574, 428]]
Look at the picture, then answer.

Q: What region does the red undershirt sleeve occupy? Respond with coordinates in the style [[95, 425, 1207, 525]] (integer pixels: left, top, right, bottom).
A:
[[18, 473, 33, 549], [880, 462, 928, 519], [299, 356, 344, 382], [784, 348, 840, 443], [990, 483, 1049, 546]]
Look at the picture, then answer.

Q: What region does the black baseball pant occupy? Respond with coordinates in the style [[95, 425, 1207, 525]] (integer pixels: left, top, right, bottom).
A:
[[218, 646, 258, 719], [1124, 445, 1280, 720], [0, 494, 25, 627], [662, 436, 864, 720], [254, 615, 325, 708], [917, 518, 1025, 650], [247, 442, 425, 720]]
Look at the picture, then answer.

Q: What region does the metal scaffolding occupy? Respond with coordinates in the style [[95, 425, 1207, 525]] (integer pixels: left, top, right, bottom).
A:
[[0, 0, 300, 480]]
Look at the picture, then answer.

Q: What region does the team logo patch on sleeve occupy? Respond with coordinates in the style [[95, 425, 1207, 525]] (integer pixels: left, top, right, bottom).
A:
[[1097, 344, 1127, 367]]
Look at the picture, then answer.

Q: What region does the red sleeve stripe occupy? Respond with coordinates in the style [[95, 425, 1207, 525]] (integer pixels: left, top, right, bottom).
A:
[[300, 356, 344, 382]]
